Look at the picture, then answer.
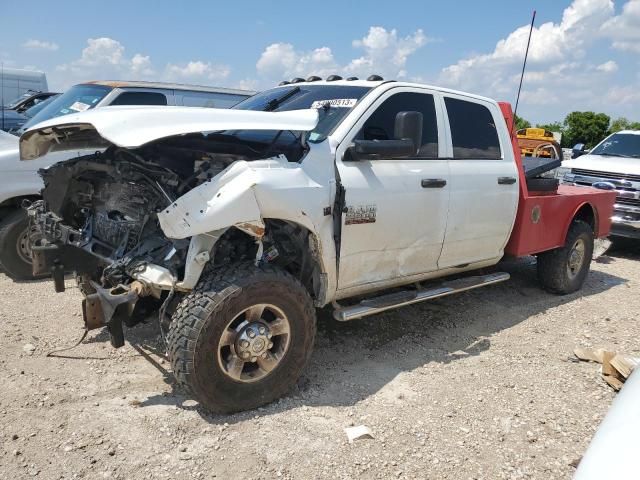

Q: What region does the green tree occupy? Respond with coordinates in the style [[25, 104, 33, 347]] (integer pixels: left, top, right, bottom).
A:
[[610, 117, 640, 133], [514, 115, 531, 131], [610, 117, 630, 133], [562, 111, 610, 149], [536, 121, 564, 134]]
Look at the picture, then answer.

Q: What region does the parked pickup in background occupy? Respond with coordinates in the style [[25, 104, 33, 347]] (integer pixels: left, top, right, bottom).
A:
[[0, 81, 255, 280], [17, 77, 616, 413], [561, 130, 640, 239]]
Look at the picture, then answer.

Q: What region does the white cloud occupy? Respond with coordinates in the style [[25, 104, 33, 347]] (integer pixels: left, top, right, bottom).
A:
[[606, 85, 640, 104], [22, 39, 59, 51], [52, 37, 230, 90], [601, 0, 640, 52], [596, 60, 619, 72], [346, 27, 428, 79], [434, 0, 640, 122], [76, 37, 124, 66], [165, 61, 230, 82], [440, 0, 614, 94], [256, 43, 337, 80], [130, 54, 155, 76], [255, 26, 428, 83]]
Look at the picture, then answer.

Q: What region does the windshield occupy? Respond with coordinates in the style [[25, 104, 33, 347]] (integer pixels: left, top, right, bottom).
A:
[[233, 85, 371, 142], [20, 84, 112, 131], [23, 94, 60, 118], [591, 133, 640, 158], [5, 92, 35, 109]]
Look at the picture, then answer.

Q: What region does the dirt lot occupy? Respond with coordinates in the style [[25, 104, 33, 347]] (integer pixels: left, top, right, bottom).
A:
[[1, 244, 639, 480]]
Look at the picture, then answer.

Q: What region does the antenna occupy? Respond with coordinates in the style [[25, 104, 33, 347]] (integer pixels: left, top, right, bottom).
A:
[[513, 10, 536, 126]]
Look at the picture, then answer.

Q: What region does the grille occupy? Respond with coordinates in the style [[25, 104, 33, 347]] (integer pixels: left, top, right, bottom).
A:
[[572, 168, 640, 183], [616, 197, 640, 207]]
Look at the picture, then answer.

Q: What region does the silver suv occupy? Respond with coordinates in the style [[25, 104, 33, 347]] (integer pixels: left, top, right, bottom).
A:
[[18, 80, 254, 134]]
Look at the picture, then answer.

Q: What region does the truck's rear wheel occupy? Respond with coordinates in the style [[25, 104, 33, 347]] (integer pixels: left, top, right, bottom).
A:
[[537, 220, 594, 294], [0, 210, 39, 280], [167, 263, 316, 413]]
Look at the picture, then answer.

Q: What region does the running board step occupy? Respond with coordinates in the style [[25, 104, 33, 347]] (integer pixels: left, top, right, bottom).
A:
[[333, 272, 510, 322]]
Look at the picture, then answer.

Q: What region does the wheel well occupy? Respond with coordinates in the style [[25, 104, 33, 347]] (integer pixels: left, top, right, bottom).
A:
[[211, 220, 326, 304], [0, 195, 40, 221], [573, 203, 597, 233]]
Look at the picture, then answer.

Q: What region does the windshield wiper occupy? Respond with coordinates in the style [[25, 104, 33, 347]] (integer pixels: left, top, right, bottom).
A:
[[264, 87, 300, 112], [592, 152, 632, 158]]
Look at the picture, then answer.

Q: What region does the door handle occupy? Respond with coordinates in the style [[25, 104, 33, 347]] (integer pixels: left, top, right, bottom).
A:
[[421, 178, 447, 188], [498, 176, 517, 185]]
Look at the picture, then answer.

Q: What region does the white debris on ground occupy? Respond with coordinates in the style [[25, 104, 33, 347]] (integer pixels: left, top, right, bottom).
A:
[[0, 243, 638, 479]]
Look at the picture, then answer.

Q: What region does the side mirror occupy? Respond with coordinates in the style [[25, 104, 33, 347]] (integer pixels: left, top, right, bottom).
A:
[[572, 143, 587, 159], [394, 111, 423, 156], [346, 111, 423, 161]]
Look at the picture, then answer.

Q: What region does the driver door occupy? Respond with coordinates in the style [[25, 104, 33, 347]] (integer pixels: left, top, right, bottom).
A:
[[335, 88, 450, 293]]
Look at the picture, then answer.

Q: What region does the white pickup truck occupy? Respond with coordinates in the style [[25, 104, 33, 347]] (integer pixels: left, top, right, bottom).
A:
[[19, 77, 616, 413], [561, 130, 640, 239]]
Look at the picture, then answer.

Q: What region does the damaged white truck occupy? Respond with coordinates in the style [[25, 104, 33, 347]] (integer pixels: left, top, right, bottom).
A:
[[19, 78, 616, 412]]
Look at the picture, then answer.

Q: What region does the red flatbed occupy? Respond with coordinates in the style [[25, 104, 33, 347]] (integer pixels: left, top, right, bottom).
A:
[[498, 102, 617, 257]]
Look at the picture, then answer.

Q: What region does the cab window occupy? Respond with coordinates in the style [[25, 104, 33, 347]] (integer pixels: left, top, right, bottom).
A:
[[444, 97, 501, 160], [357, 92, 439, 158], [110, 91, 168, 106]]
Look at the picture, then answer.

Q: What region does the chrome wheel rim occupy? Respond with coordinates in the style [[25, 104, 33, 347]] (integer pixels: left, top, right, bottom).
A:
[[567, 238, 586, 279], [216, 304, 291, 383], [16, 226, 33, 264]]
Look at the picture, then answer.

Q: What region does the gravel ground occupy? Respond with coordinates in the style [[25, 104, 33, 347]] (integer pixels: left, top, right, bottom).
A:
[[0, 243, 639, 480]]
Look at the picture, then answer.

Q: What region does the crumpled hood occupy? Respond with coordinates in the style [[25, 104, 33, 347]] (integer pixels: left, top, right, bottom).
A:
[[563, 153, 640, 176], [19, 106, 319, 160]]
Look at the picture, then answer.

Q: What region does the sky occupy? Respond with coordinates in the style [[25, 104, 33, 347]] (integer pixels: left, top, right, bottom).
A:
[[1, 0, 639, 124]]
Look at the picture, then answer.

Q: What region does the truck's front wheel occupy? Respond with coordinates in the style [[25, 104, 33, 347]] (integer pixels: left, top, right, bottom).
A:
[[0, 210, 38, 280], [167, 263, 316, 413], [537, 220, 594, 294]]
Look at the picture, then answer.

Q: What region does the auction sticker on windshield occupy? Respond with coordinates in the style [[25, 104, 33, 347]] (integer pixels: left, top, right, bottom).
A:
[[69, 101, 91, 112], [311, 99, 357, 109]]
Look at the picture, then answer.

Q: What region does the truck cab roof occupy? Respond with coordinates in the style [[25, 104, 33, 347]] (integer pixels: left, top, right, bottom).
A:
[[269, 78, 498, 104]]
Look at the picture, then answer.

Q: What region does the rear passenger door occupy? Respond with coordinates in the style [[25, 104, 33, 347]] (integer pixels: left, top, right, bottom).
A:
[[437, 94, 519, 269]]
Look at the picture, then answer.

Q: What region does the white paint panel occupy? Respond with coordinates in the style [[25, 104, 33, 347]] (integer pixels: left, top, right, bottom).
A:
[[438, 160, 519, 267], [437, 95, 519, 268]]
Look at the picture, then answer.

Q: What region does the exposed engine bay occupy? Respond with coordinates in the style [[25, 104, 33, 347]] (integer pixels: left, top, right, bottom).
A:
[[26, 131, 317, 347]]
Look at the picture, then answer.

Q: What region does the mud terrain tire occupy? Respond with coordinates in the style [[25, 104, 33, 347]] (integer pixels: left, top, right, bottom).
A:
[[167, 263, 316, 413], [537, 220, 594, 294]]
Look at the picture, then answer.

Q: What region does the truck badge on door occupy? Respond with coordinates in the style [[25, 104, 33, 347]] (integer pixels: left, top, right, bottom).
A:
[[345, 205, 377, 225]]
